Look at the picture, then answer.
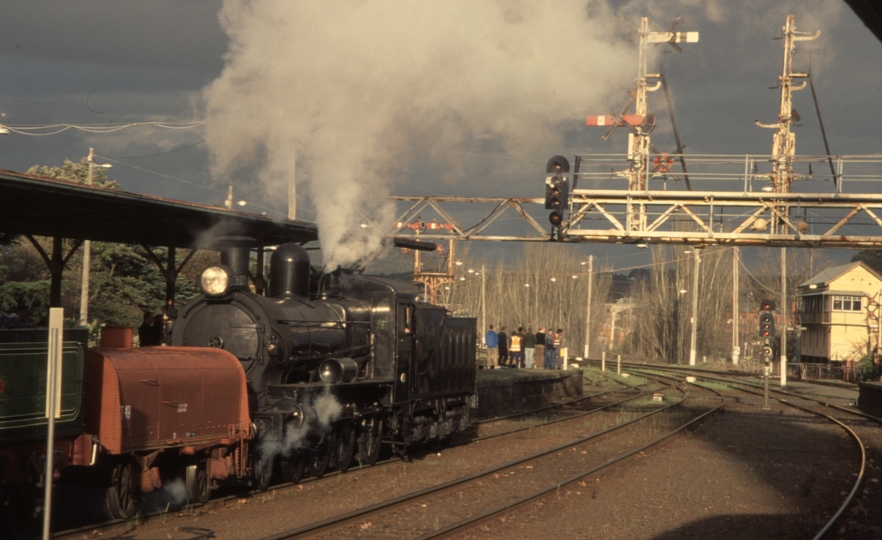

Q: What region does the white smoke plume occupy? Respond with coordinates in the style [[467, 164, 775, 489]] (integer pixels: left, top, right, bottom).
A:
[[202, 1, 632, 268], [163, 478, 189, 505], [201, 1, 847, 268], [257, 386, 343, 464]]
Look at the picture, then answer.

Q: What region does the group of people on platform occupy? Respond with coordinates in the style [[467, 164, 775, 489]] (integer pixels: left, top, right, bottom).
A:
[[484, 324, 564, 369]]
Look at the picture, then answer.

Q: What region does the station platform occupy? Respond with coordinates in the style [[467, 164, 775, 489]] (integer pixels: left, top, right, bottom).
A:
[[857, 381, 882, 417], [473, 367, 583, 420]]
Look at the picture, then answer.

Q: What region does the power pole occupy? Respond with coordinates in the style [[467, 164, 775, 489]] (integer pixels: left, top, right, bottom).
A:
[[781, 247, 788, 386], [689, 247, 701, 366], [732, 246, 740, 366], [584, 255, 593, 359], [288, 151, 297, 220], [78, 149, 95, 326], [481, 263, 486, 347]]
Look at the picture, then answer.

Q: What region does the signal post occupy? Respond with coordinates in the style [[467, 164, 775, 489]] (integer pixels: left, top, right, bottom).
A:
[[759, 300, 776, 409]]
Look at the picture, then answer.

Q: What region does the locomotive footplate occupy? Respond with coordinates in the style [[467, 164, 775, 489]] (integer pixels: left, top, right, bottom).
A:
[[266, 380, 392, 404], [255, 381, 392, 443]]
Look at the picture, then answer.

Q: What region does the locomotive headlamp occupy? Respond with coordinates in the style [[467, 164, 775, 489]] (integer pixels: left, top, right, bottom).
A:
[[201, 266, 230, 296]]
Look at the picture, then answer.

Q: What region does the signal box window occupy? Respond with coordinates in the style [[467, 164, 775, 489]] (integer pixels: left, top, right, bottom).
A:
[[831, 295, 862, 312]]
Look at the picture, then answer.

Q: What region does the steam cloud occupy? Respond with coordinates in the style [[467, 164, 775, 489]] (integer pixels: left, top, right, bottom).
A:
[[201, 1, 845, 268], [257, 386, 343, 465]]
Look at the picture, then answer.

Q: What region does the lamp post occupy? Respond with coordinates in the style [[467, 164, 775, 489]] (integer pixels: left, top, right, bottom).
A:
[[685, 248, 701, 366], [79, 148, 112, 327], [582, 255, 593, 358]]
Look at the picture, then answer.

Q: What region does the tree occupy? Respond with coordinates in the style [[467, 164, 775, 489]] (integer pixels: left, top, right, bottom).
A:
[[2, 159, 205, 337], [27, 157, 118, 188], [851, 250, 882, 276]]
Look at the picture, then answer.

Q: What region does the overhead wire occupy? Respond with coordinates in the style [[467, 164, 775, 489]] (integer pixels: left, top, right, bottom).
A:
[[2, 121, 203, 136]]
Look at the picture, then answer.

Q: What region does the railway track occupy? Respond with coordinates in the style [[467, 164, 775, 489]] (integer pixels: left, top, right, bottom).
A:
[[615, 362, 874, 540], [50, 372, 658, 539], [252, 374, 722, 539]]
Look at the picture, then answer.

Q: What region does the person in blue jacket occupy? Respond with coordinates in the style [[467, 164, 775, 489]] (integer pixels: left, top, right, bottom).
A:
[[485, 324, 499, 369]]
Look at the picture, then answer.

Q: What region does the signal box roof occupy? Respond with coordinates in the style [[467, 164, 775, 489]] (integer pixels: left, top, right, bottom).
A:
[[0, 169, 318, 248]]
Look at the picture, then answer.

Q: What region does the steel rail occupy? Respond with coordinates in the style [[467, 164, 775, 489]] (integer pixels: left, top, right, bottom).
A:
[[49, 375, 654, 539], [419, 382, 724, 539], [257, 375, 690, 539], [622, 364, 870, 540], [473, 371, 644, 425]]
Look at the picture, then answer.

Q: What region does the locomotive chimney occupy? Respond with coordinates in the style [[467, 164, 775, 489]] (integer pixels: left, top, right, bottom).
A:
[[100, 325, 134, 349], [269, 243, 311, 299], [217, 236, 254, 287]]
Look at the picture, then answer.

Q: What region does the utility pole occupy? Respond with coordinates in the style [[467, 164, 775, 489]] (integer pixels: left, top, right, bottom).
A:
[[481, 264, 486, 347], [732, 247, 740, 366], [79, 148, 111, 327], [781, 248, 788, 386], [288, 151, 297, 220], [689, 248, 701, 366], [584, 255, 593, 358]]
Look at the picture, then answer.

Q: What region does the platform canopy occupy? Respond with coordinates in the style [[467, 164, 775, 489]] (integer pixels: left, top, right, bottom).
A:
[[0, 169, 318, 248]]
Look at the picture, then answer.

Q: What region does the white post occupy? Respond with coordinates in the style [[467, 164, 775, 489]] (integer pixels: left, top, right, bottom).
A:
[[601, 351, 606, 371], [288, 150, 297, 220], [617, 353, 622, 375], [780, 247, 788, 387], [79, 148, 94, 327], [42, 307, 64, 540], [584, 255, 593, 359], [733, 247, 740, 366], [481, 264, 486, 347], [689, 248, 701, 366], [609, 308, 617, 352]]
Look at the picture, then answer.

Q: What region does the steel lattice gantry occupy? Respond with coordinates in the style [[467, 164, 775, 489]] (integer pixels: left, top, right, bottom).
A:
[[565, 188, 882, 248], [388, 190, 882, 249], [387, 153, 882, 249]]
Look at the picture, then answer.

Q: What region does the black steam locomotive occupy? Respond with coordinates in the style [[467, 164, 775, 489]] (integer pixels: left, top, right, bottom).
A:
[[171, 239, 477, 487]]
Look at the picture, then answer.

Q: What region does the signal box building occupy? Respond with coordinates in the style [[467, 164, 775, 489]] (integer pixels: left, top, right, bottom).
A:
[[797, 261, 882, 363]]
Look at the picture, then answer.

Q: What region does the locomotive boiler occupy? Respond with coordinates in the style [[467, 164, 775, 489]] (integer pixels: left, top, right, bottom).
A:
[[171, 239, 477, 488]]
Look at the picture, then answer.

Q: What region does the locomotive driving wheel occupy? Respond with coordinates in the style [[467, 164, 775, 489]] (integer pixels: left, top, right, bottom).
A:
[[106, 462, 135, 519], [185, 457, 211, 503], [333, 421, 356, 473], [280, 449, 305, 484], [308, 436, 332, 478], [356, 416, 383, 466]]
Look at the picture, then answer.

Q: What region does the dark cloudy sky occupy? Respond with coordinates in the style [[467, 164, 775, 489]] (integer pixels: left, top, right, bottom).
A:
[[0, 1, 879, 269]]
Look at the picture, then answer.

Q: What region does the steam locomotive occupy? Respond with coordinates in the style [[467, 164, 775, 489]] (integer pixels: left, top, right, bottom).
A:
[[0, 237, 477, 531], [170, 239, 477, 492]]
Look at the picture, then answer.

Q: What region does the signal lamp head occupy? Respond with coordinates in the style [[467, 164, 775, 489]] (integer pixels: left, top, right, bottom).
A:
[[200, 266, 232, 296], [549, 211, 563, 226], [760, 299, 776, 311]]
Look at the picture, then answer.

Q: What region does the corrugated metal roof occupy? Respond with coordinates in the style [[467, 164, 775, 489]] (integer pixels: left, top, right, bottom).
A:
[[797, 290, 866, 298], [800, 261, 882, 290], [845, 0, 882, 44], [0, 169, 318, 248], [800, 263, 853, 288]]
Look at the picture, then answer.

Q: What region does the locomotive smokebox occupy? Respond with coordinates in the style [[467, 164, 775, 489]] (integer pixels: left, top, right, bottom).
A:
[[269, 243, 310, 299], [217, 236, 254, 280]]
